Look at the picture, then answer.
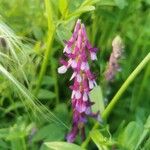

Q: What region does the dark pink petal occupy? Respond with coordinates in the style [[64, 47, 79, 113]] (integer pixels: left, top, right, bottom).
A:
[[66, 124, 79, 143]]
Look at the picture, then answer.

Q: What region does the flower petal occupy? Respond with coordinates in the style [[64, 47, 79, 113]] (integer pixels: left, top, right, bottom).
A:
[[71, 60, 77, 69], [70, 72, 77, 81], [75, 91, 81, 99], [90, 52, 97, 60], [58, 65, 67, 74], [77, 74, 82, 82], [83, 92, 88, 101], [89, 80, 94, 89]]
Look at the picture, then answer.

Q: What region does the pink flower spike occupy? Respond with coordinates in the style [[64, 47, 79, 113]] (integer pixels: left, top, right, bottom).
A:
[[77, 30, 82, 49], [58, 19, 99, 143], [74, 19, 81, 33], [81, 24, 87, 39]]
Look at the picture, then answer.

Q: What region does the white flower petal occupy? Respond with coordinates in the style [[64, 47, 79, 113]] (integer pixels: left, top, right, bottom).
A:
[[63, 46, 67, 53], [71, 90, 76, 99], [81, 62, 86, 70], [75, 91, 81, 99], [83, 92, 88, 101], [85, 63, 89, 71], [70, 72, 77, 81], [71, 60, 77, 68], [77, 74, 82, 82], [68, 59, 72, 66], [89, 80, 94, 89], [58, 65, 67, 74], [90, 52, 97, 60], [63, 46, 71, 54]]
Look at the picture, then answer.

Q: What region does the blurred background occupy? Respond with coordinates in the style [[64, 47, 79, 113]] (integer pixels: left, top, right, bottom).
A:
[[0, 0, 150, 149]]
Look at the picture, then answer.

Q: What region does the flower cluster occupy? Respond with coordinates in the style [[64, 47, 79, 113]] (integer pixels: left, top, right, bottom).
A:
[[104, 36, 123, 81], [58, 19, 98, 142]]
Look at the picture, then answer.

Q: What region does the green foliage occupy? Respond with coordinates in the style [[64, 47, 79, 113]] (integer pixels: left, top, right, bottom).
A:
[[38, 89, 56, 100], [118, 121, 143, 149], [90, 129, 116, 149], [89, 85, 105, 114], [42, 141, 84, 150], [114, 0, 128, 9], [0, 0, 150, 149]]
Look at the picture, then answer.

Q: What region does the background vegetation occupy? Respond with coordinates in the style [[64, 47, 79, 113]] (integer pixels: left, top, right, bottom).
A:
[[0, 0, 150, 149]]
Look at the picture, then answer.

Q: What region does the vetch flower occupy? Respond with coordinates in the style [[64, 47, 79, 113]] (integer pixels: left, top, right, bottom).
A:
[[58, 19, 99, 143], [104, 35, 124, 81]]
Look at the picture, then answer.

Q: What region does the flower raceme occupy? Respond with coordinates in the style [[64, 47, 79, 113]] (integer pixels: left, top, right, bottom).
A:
[[104, 36, 124, 81], [58, 19, 99, 143]]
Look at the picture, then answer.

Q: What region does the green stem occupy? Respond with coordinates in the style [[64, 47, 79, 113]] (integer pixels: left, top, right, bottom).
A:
[[82, 52, 150, 148], [51, 58, 59, 105], [35, 0, 55, 95], [21, 137, 27, 150]]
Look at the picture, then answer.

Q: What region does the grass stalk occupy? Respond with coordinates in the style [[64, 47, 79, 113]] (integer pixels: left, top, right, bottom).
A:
[[35, 0, 55, 95]]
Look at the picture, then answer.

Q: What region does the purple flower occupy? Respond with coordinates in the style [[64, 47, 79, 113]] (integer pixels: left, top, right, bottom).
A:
[[58, 19, 99, 142]]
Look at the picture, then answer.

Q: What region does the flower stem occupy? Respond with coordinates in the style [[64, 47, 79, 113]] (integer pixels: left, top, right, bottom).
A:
[[35, 0, 55, 95], [81, 52, 150, 148]]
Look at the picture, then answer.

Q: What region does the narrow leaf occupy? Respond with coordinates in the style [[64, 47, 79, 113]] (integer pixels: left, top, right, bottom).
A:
[[59, 0, 68, 15], [114, 0, 128, 9], [67, 6, 95, 19], [43, 141, 84, 150], [90, 130, 115, 149], [89, 85, 105, 114], [38, 89, 56, 100]]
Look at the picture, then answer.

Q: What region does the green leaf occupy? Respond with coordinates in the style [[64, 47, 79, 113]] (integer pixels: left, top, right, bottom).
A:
[[114, 0, 128, 9], [38, 89, 56, 100], [42, 141, 84, 150], [59, 0, 68, 16], [118, 121, 143, 149], [135, 115, 150, 150], [32, 26, 43, 40], [45, 0, 55, 31], [89, 86, 104, 114], [143, 137, 150, 150], [81, 0, 100, 6], [42, 76, 55, 86], [32, 123, 65, 142], [90, 129, 116, 150], [0, 128, 9, 139], [54, 103, 69, 123], [4, 102, 23, 114], [67, 6, 95, 19], [98, 0, 116, 6], [0, 140, 8, 149], [145, 0, 150, 5], [56, 24, 72, 45]]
